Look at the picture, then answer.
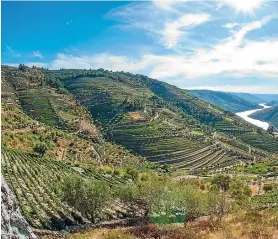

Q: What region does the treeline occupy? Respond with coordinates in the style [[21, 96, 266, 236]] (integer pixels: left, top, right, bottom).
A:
[[55, 173, 257, 226]]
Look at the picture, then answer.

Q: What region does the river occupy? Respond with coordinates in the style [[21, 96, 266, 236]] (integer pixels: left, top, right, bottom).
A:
[[236, 103, 272, 130]]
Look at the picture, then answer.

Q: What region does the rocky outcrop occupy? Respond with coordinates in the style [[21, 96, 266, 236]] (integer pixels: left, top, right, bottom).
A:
[[1, 176, 36, 239]]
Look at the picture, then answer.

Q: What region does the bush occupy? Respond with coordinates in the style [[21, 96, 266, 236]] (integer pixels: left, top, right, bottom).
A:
[[263, 184, 273, 192], [58, 175, 111, 223], [103, 165, 114, 175], [211, 175, 231, 191], [33, 142, 48, 157]]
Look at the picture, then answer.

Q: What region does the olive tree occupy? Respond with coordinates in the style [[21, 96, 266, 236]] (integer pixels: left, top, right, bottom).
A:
[[58, 175, 111, 223]]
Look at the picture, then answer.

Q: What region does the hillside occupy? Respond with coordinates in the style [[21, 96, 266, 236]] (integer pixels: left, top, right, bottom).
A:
[[187, 89, 260, 113], [251, 105, 278, 129], [44, 68, 278, 158], [231, 92, 264, 104], [3, 66, 278, 166], [2, 65, 278, 234], [254, 94, 278, 103]]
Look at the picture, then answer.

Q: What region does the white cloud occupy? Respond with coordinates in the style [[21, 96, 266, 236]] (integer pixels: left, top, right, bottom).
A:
[[50, 53, 150, 72], [7, 14, 278, 83], [223, 22, 240, 29], [163, 13, 210, 48], [152, 0, 178, 11], [5, 45, 21, 57], [32, 51, 43, 59], [185, 85, 278, 94]]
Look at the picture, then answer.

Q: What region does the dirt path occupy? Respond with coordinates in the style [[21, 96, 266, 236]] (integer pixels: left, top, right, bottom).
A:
[[3, 126, 44, 134], [91, 146, 102, 164]]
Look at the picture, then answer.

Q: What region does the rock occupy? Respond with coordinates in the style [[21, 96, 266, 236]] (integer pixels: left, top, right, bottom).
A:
[[1, 176, 37, 239]]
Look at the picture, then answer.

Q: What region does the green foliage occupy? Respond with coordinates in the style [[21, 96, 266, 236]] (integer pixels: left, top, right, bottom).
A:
[[211, 175, 231, 191], [58, 174, 111, 223], [228, 178, 252, 207], [33, 142, 48, 156], [207, 190, 229, 222], [263, 184, 273, 192], [251, 105, 278, 129]]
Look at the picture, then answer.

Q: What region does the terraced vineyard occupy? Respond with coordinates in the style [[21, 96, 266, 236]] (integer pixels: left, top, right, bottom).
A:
[[19, 89, 64, 128], [238, 133, 278, 154], [3, 66, 278, 173], [214, 121, 251, 135], [1, 147, 129, 230]]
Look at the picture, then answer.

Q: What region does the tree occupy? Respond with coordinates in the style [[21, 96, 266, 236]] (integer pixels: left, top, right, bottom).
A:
[[207, 190, 229, 223], [33, 142, 48, 157], [229, 178, 251, 204], [19, 63, 28, 72], [211, 174, 231, 191], [58, 175, 111, 223], [116, 173, 166, 219], [178, 184, 206, 224]]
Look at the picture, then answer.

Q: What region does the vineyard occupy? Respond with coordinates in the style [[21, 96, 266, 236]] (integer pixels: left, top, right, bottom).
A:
[[1, 147, 131, 230], [238, 133, 278, 154]]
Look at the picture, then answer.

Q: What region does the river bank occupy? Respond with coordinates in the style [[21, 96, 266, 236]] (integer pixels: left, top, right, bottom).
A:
[[236, 103, 272, 130]]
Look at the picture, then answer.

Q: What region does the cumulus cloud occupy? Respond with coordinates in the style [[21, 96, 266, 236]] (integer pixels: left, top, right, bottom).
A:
[[13, 14, 278, 81]]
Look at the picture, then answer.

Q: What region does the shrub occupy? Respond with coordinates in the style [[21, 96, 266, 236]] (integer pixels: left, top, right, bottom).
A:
[[58, 175, 111, 223], [33, 142, 48, 157], [263, 184, 273, 192], [211, 175, 231, 191]]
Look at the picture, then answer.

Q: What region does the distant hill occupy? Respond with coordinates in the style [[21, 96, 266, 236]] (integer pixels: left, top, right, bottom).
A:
[[187, 90, 260, 113], [231, 92, 264, 104], [254, 94, 278, 103], [251, 105, 278, 129], [268, 101, 278, 106]]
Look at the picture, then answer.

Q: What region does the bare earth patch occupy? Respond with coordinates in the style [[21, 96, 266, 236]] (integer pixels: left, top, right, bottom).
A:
[[128, 112, 145, 121]]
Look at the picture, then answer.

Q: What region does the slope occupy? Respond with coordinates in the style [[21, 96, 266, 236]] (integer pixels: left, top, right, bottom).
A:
[[187, 90, 260, 113], [44, 68, 278, 162], [251, 105, 278, 129], [231, 92, 264, 104], [254, 94, 278, 103]]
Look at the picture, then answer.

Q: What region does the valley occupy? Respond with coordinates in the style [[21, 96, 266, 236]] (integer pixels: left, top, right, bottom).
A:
[[1, 65, 278, 239], [236, 103, 272, 130], [2, 1, 278, 238]]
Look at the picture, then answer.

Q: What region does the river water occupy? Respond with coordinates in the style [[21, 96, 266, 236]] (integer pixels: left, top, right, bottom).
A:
[[235, 103, 272, 130]]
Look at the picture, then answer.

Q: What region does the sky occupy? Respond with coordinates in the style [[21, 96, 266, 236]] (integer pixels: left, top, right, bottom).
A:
[[2, 0, 278, 94]]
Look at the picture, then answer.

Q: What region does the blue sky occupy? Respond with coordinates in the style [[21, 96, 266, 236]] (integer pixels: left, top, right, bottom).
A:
[[2, 0, 278, 93]]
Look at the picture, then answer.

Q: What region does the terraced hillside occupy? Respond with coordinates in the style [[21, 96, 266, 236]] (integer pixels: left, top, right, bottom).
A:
[[2, 66, 100, 138], [251, 105, 278, 129], [1, 147, 135, 230], [44, 68, 278, 164], [3, 66, 278, 173]]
